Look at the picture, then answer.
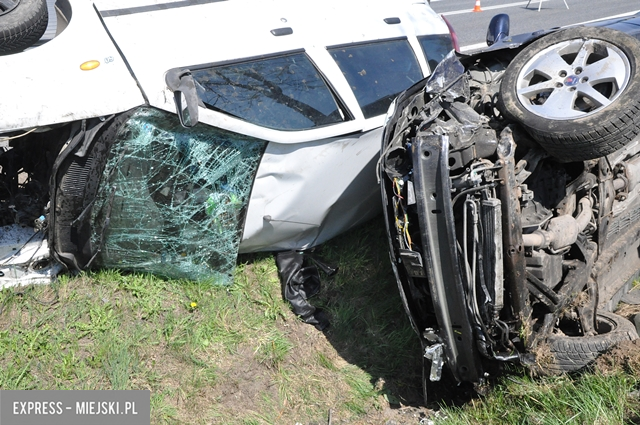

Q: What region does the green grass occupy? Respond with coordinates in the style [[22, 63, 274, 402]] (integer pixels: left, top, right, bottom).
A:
[[439, 372, 640, 424], [1, 217, 639, 424]]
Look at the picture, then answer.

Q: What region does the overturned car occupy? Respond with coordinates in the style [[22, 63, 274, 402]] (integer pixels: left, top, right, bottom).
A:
[[380, 13, 640, 397], [0, 0, 455, 286]]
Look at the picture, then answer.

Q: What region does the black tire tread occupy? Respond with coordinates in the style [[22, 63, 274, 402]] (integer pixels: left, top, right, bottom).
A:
[[529, 99, 640, 160], [544, 312, 638, 374], [0, 0, 48, 55]]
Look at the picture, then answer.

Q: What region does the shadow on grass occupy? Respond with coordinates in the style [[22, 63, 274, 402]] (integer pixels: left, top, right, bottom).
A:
[[241, 215, 477, 411]]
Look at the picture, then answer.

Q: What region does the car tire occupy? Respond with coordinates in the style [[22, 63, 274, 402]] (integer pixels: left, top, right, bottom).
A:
[[498, 27, 640, 162], [0, 0, 48, 55], [543, 312, 638, 374]]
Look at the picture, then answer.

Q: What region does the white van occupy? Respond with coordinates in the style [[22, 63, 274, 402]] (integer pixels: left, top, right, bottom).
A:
[[0, 0, 454, 285]]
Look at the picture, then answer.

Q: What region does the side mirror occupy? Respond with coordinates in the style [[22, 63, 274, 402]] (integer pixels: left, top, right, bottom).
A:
[[486, 13, 510, 46], [165, 69, 201, 127]]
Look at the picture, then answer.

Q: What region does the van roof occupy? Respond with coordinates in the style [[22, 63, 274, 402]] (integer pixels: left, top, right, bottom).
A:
[[95, 0, 449, 64], [1, 0, 450, 135]]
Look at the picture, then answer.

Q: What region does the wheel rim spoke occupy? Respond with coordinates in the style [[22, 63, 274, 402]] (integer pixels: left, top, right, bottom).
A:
[[578, 84, 612, 109], [517, 37, 631, 120], [522, 51, 570, 80], [539, 88, 578, 118], [517, 80, 557, 98], [0, 0, 17, 13], [570, 40, 592, 69], [581, 50, 627, 87]]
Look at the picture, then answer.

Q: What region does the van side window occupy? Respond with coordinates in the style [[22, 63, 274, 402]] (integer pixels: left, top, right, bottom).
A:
[[191, 53, 347, 131], [328, 39, 422, 119]]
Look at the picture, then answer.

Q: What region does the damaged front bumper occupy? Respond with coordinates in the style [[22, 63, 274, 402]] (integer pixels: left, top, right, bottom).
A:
[[379, 52, 539, 387]]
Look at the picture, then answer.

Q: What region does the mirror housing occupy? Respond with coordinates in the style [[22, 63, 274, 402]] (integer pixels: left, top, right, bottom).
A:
[[486, 13, 510, 46], [165, 69, 201, 127]]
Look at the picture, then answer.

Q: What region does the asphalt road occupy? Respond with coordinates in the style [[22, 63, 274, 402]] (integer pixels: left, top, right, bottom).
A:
[[428, 0, 640, 50]]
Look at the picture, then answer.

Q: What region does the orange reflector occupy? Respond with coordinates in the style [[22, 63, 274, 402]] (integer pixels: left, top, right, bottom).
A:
[[80, 60, 100, 71]]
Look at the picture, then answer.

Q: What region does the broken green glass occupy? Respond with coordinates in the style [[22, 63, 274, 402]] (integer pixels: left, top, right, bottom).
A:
[[90, 107, 266, 284]]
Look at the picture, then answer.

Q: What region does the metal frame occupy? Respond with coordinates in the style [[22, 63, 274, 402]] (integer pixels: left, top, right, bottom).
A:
[[526, 0, 569, 12]]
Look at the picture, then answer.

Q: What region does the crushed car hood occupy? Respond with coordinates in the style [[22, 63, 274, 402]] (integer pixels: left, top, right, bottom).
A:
[[0, 1, 145, 133]]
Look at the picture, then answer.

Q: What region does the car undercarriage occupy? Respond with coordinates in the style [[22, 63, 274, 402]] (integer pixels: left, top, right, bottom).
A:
[[380, 21, 640, 398]]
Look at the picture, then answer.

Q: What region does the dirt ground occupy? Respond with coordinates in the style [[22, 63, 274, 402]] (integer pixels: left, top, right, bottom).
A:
[[369, 303, 640, 424], [212, 307, 640, 425], [593, 338, 640, 376], [594, 304, 640, 376], [200, 257, 640, 425], [207, 315, 438, 425]]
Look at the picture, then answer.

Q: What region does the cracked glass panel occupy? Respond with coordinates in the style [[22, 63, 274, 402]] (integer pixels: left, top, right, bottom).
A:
[[90, 107, 266, 284]]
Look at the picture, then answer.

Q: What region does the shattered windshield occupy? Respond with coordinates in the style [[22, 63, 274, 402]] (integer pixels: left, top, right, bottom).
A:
[[191, 53, 347, 131], [90, 108, 267, 284], [328, 39, 423, 118]]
